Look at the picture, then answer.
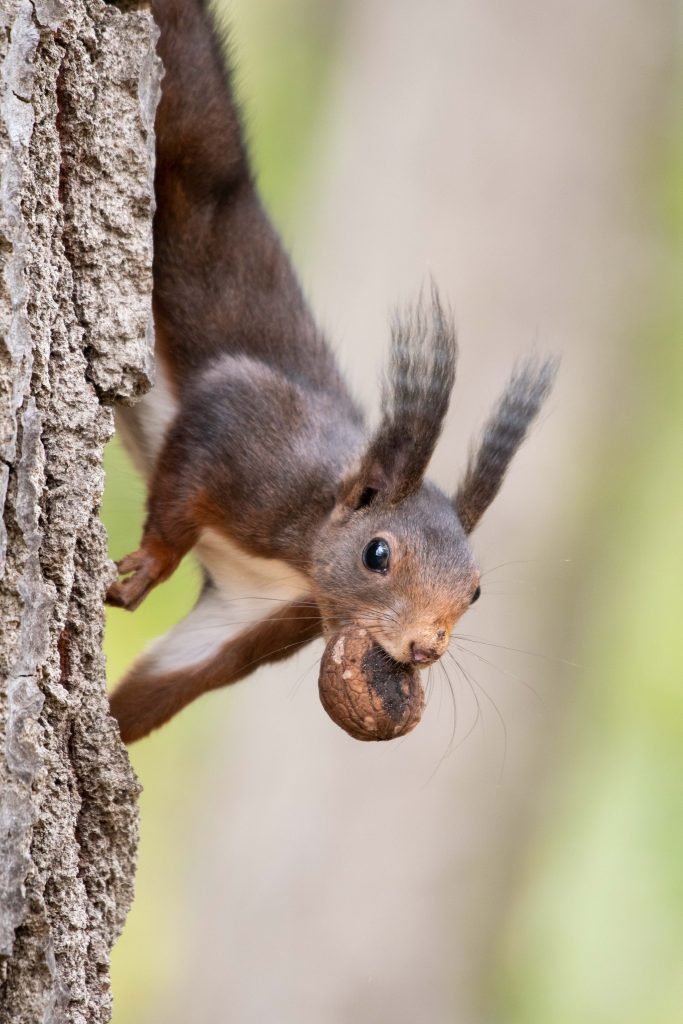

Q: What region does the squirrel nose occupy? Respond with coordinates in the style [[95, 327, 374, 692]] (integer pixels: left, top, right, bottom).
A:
[[410, 643, 437, 665]]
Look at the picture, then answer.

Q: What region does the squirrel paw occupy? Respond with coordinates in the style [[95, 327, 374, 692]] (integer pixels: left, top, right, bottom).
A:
[[106, 546, 175, 611]]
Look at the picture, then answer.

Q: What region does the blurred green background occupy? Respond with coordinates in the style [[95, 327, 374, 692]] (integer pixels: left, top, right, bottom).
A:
[[495, 89, 683, 1024], [105, 2, 682, 1022]]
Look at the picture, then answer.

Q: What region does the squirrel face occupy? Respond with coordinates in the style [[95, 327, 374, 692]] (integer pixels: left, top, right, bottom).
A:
[[305, 294, 555, 671], [311, 483, 479, 667]]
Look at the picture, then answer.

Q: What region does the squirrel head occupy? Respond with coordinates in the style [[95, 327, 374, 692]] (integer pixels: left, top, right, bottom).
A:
[[312, 483, 479, 664], [310, 289, 557, 667]]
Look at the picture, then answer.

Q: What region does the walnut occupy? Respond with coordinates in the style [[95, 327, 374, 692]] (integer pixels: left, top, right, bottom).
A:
[[318, 628, 424, 741]]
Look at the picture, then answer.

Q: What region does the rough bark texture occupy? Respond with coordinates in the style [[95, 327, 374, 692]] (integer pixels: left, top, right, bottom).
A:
[[0, 1, 159, 1021]]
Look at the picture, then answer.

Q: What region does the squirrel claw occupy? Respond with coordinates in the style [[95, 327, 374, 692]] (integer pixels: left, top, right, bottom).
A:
[[107, 545, 176, 611], [115, 551, 146, 576], [106, 575, 150, 611]]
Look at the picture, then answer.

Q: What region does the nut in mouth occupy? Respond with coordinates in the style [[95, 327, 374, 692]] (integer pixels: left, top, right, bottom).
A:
[[318, 627, 425, 741]]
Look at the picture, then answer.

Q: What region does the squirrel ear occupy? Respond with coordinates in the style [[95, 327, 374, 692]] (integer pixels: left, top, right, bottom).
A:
[[454, 355, 558, 534], [337, 287, 457, 512], [335, 460, 390, 513]]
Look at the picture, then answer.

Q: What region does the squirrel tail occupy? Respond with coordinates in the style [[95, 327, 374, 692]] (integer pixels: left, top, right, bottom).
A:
[[151, 0, 250, 197]]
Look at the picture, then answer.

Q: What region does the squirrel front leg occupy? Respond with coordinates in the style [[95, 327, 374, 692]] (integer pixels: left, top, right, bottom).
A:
[[106, 409, 208, 610], [110, 593, 322, 743]]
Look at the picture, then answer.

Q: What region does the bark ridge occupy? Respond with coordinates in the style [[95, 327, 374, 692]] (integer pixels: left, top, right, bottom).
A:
[[0, 1, 160, 1020]]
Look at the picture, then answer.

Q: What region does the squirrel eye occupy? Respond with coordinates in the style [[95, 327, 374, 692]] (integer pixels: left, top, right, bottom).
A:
[[471, 584, 481, 604], [363, 537, 391, 574]]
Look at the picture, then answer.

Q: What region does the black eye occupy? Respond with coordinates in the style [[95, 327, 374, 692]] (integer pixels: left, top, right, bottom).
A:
[[471, 584, 481, 604], [363, 537, 391, 574]]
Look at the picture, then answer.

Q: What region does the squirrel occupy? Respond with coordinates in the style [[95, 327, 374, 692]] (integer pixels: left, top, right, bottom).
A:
[[107, 0, 557, 744]]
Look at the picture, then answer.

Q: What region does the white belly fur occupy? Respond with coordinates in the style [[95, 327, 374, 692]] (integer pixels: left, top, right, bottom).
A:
[[114, 359, 178, 479], [115, 372, 312, 675], [149, 530, 311, 674]]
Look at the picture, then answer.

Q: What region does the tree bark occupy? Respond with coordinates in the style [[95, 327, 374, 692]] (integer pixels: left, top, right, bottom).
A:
[[0, 2, 159, 1021]]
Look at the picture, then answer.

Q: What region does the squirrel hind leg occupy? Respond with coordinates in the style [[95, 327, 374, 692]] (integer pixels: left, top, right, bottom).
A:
[[106, 538, 181, 611], [109, 590, 322, 743]]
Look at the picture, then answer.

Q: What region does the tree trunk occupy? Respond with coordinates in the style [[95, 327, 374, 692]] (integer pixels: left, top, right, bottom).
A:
[[0, 2, 159, 1021]]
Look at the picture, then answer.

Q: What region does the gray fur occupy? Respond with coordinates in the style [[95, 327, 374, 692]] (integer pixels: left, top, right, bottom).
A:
[[455, 356, 559, 533]]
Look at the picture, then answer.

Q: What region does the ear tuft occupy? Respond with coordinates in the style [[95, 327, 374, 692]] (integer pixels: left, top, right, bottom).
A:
[[454, 355, 558, 533], [340, 285, 457, 510]]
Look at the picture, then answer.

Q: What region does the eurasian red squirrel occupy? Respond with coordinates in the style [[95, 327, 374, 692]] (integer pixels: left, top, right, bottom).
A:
[[107, 0, 556, 744]]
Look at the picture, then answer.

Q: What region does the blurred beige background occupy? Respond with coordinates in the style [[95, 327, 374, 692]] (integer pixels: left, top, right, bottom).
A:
[[106, 2, 682, 1022]]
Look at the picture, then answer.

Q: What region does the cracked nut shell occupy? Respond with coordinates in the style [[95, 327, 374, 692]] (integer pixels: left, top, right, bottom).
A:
[[318, 628, 425, 741]]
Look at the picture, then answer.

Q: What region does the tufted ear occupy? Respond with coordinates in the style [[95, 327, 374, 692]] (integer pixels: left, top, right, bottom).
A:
[[454, 356, 558, 533], [337, 288, 457, 512]]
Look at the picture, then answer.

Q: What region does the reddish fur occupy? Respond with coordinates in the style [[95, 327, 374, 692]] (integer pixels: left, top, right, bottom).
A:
[[110, 600, 321, 743], [107, 0, 554, 743], [107, 536, 182, 611]]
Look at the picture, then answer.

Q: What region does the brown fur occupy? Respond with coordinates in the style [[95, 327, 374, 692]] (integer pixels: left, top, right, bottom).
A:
[[107, 0, 555, 742], [111, 600, 321, 744]]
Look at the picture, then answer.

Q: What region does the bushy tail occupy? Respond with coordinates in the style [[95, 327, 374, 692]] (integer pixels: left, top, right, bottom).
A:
[[151, 0, 249, 198]]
